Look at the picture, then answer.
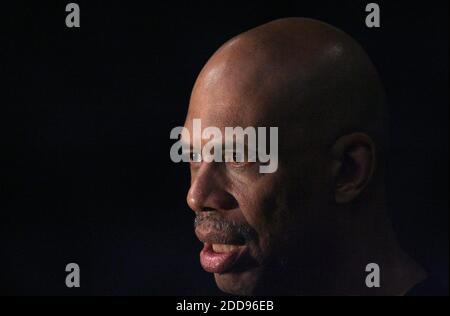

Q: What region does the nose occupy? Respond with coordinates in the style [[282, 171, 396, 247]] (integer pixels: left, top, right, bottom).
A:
[[186, 162, 238, 213]]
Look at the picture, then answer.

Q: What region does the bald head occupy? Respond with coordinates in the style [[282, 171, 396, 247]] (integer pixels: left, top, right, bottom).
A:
[[188, 17, 388, 157]]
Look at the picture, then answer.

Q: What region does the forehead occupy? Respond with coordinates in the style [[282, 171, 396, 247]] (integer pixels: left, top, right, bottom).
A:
[[184, 102, 263, 132], [184, 42, 292, 131]]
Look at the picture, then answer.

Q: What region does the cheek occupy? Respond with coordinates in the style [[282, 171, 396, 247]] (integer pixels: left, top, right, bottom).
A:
[[231, 173, 288, 259]]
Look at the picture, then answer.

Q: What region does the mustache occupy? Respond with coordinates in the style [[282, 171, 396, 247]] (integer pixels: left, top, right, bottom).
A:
[[194, 212, 256, 243]]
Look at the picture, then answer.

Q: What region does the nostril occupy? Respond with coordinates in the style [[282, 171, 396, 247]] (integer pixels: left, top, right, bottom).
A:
[[186, 165, 239, 212]]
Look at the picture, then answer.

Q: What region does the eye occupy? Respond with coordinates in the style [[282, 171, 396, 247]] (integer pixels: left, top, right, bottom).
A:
[[224, 150, 241, 163], [190, 152, 202, 163], [224, 150, 254, 169], [232, 151, 243, 162]]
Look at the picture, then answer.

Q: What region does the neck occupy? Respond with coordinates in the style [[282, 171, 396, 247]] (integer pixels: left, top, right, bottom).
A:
[[329, 228, 427, 296], [269, 182, 427, 296], [325, 183, 427, 295]]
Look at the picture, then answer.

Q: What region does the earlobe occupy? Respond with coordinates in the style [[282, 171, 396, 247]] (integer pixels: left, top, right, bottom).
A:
[[332, 133, 376, 204]]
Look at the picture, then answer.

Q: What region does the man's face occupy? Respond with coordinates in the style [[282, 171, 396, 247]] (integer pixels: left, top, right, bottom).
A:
[[182, 44, 334, 294], [183, 112, 334, 294], [182, 92, 325, 294], [184, 119, 291, 295]]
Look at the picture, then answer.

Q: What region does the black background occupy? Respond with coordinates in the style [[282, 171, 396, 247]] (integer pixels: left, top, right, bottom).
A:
[[2, 0, 448, 295]]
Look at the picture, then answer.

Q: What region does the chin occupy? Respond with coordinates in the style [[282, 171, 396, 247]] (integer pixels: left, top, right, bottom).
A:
[[214, 267, 263, 295]]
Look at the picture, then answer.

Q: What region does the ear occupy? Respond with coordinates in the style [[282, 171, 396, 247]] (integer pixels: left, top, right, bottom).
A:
[[331, 133, 376, 204]]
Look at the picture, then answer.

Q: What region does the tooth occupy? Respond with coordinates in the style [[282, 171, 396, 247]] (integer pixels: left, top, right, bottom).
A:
[[212, 244, 222, 252], [212, 244, 239, 253]]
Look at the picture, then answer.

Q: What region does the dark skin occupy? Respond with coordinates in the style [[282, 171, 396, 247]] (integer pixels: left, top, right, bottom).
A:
[[184, 18, 426, 295]]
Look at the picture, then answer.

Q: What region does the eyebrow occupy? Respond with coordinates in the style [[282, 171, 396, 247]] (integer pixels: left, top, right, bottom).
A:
[[180, 140, 258, 159]]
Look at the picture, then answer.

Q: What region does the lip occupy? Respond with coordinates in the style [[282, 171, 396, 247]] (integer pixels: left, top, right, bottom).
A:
[[195, 225, 249, 274], [200, 243, 247, 274], [195, 226, 246, 245]]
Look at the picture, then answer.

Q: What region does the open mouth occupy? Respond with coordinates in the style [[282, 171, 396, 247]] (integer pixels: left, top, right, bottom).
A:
[[194, 217, 254, 274], [200, 242, 248, 274]]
